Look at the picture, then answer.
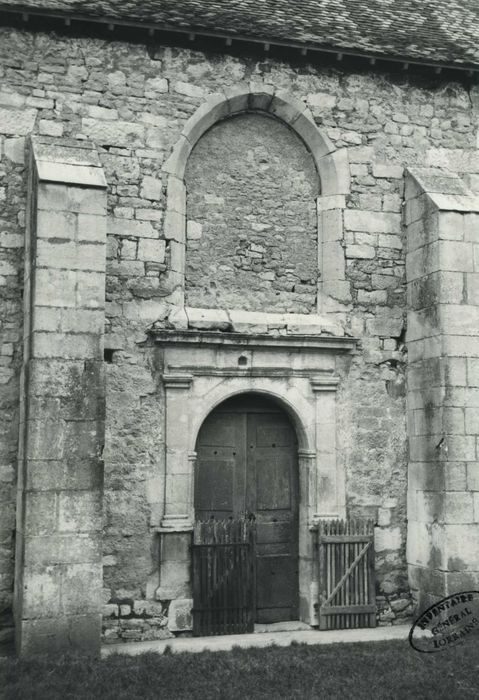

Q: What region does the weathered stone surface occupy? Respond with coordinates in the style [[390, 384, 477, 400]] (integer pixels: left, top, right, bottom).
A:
[[372, 164, 404, 179], [186, 306, 231, 331], [140, 176, 163, 201], [375, 528, 402, 552], [344, 210, 401, 234], [137, 239, 166, 263], [133, 600, 164, 617], [81, 118, 145, 147], [167, 598, 193, 632], [0, 106, 37, 135], [186, 221, 202, 240], [4, 136, 25, 164]]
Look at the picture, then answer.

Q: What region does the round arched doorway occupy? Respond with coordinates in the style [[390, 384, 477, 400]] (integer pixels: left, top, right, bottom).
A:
[[194, 393, 299, 623]]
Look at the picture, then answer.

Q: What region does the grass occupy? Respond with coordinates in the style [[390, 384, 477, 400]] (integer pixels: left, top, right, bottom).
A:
[[1, 639, 479, 700]]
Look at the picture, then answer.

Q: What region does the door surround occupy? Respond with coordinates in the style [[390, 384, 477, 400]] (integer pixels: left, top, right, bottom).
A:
[[152, 328, 355, 625]]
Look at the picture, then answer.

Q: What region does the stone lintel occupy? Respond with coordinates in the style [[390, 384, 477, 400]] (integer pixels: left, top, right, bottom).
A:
[[152, 329, 357, 353]]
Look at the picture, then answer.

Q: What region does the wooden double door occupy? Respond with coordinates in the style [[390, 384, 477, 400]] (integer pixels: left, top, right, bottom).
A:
[[195, 395, 299, 623]]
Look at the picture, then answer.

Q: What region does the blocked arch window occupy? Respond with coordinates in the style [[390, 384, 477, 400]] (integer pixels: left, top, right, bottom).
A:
[[184, 112, 321, 314]]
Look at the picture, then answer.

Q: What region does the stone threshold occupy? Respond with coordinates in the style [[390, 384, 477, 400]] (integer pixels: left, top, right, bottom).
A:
[[102, 624, 411, 657]]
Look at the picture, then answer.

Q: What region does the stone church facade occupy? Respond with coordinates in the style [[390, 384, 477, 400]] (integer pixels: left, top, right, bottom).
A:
[[0, 1, 478, 654]]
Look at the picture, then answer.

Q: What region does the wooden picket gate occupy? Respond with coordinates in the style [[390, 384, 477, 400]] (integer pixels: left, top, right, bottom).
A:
[[191, 518, 256, 637], [314, 519, 376, 630]]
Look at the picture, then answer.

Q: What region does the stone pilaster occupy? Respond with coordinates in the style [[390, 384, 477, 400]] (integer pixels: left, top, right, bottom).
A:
[[157, 374, 194, 603], [161, 373, 194, 531], [14, 139, 107, 655], [310, 375, 344, 518], [405, 167, 479, 611], [297, 448, 317, 623]]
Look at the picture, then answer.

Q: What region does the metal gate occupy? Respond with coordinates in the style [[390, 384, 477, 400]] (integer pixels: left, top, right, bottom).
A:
[[314, 519, 376, 630], [192, 518, 256, 636]]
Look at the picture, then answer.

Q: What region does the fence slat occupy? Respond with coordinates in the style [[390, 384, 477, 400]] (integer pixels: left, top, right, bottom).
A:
[[316, 518, 376, 630], [192, 518, 255, 636]]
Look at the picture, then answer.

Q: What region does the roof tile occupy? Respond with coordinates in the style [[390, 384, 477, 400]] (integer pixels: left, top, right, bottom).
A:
[[0, 1, 478, 66]]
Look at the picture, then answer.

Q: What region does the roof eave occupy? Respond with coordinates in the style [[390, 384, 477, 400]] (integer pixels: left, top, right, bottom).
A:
[[0, 4, 478, 75]]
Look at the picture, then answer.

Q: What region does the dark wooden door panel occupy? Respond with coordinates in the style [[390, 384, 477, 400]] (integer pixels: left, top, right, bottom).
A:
[[199, 413, 237, 446], [255, 456, 292, 510], [248, 411, 299, 621], [196, 411, 246, 519], [255, 424, 293, 447], [256, 555, 297, 622], [256, 542, 292, 556], [195, 458, 234, 516], [256, 521, 291, 544]]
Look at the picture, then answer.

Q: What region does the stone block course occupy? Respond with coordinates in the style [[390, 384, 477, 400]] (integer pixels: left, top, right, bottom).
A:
[[38, 184, 106, 215], [344, 210, 401, 234], [140, 176, 162, 201], [0, 106, 37, 135], [138, 239, 166, 263], [26, 459, 103, 492], [35, 239, 106, 273], [372, 164, 404, 179], [346, 244, 375, 259], [24, 534, 102, 567], [82, 118, 145, 148], [107, 216, 158, 239]]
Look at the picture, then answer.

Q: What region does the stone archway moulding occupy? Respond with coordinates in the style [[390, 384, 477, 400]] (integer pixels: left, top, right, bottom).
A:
[[189, 385, 314, 455], [162, 86, 351, 309]]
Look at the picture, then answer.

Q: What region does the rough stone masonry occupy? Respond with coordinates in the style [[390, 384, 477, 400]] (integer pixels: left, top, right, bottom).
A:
[[0, 17, 478, 653]]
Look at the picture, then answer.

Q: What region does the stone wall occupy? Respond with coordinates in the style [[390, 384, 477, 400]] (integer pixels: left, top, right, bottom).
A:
[[0, 24, 478, 643], [185, 112, 320, 312]]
